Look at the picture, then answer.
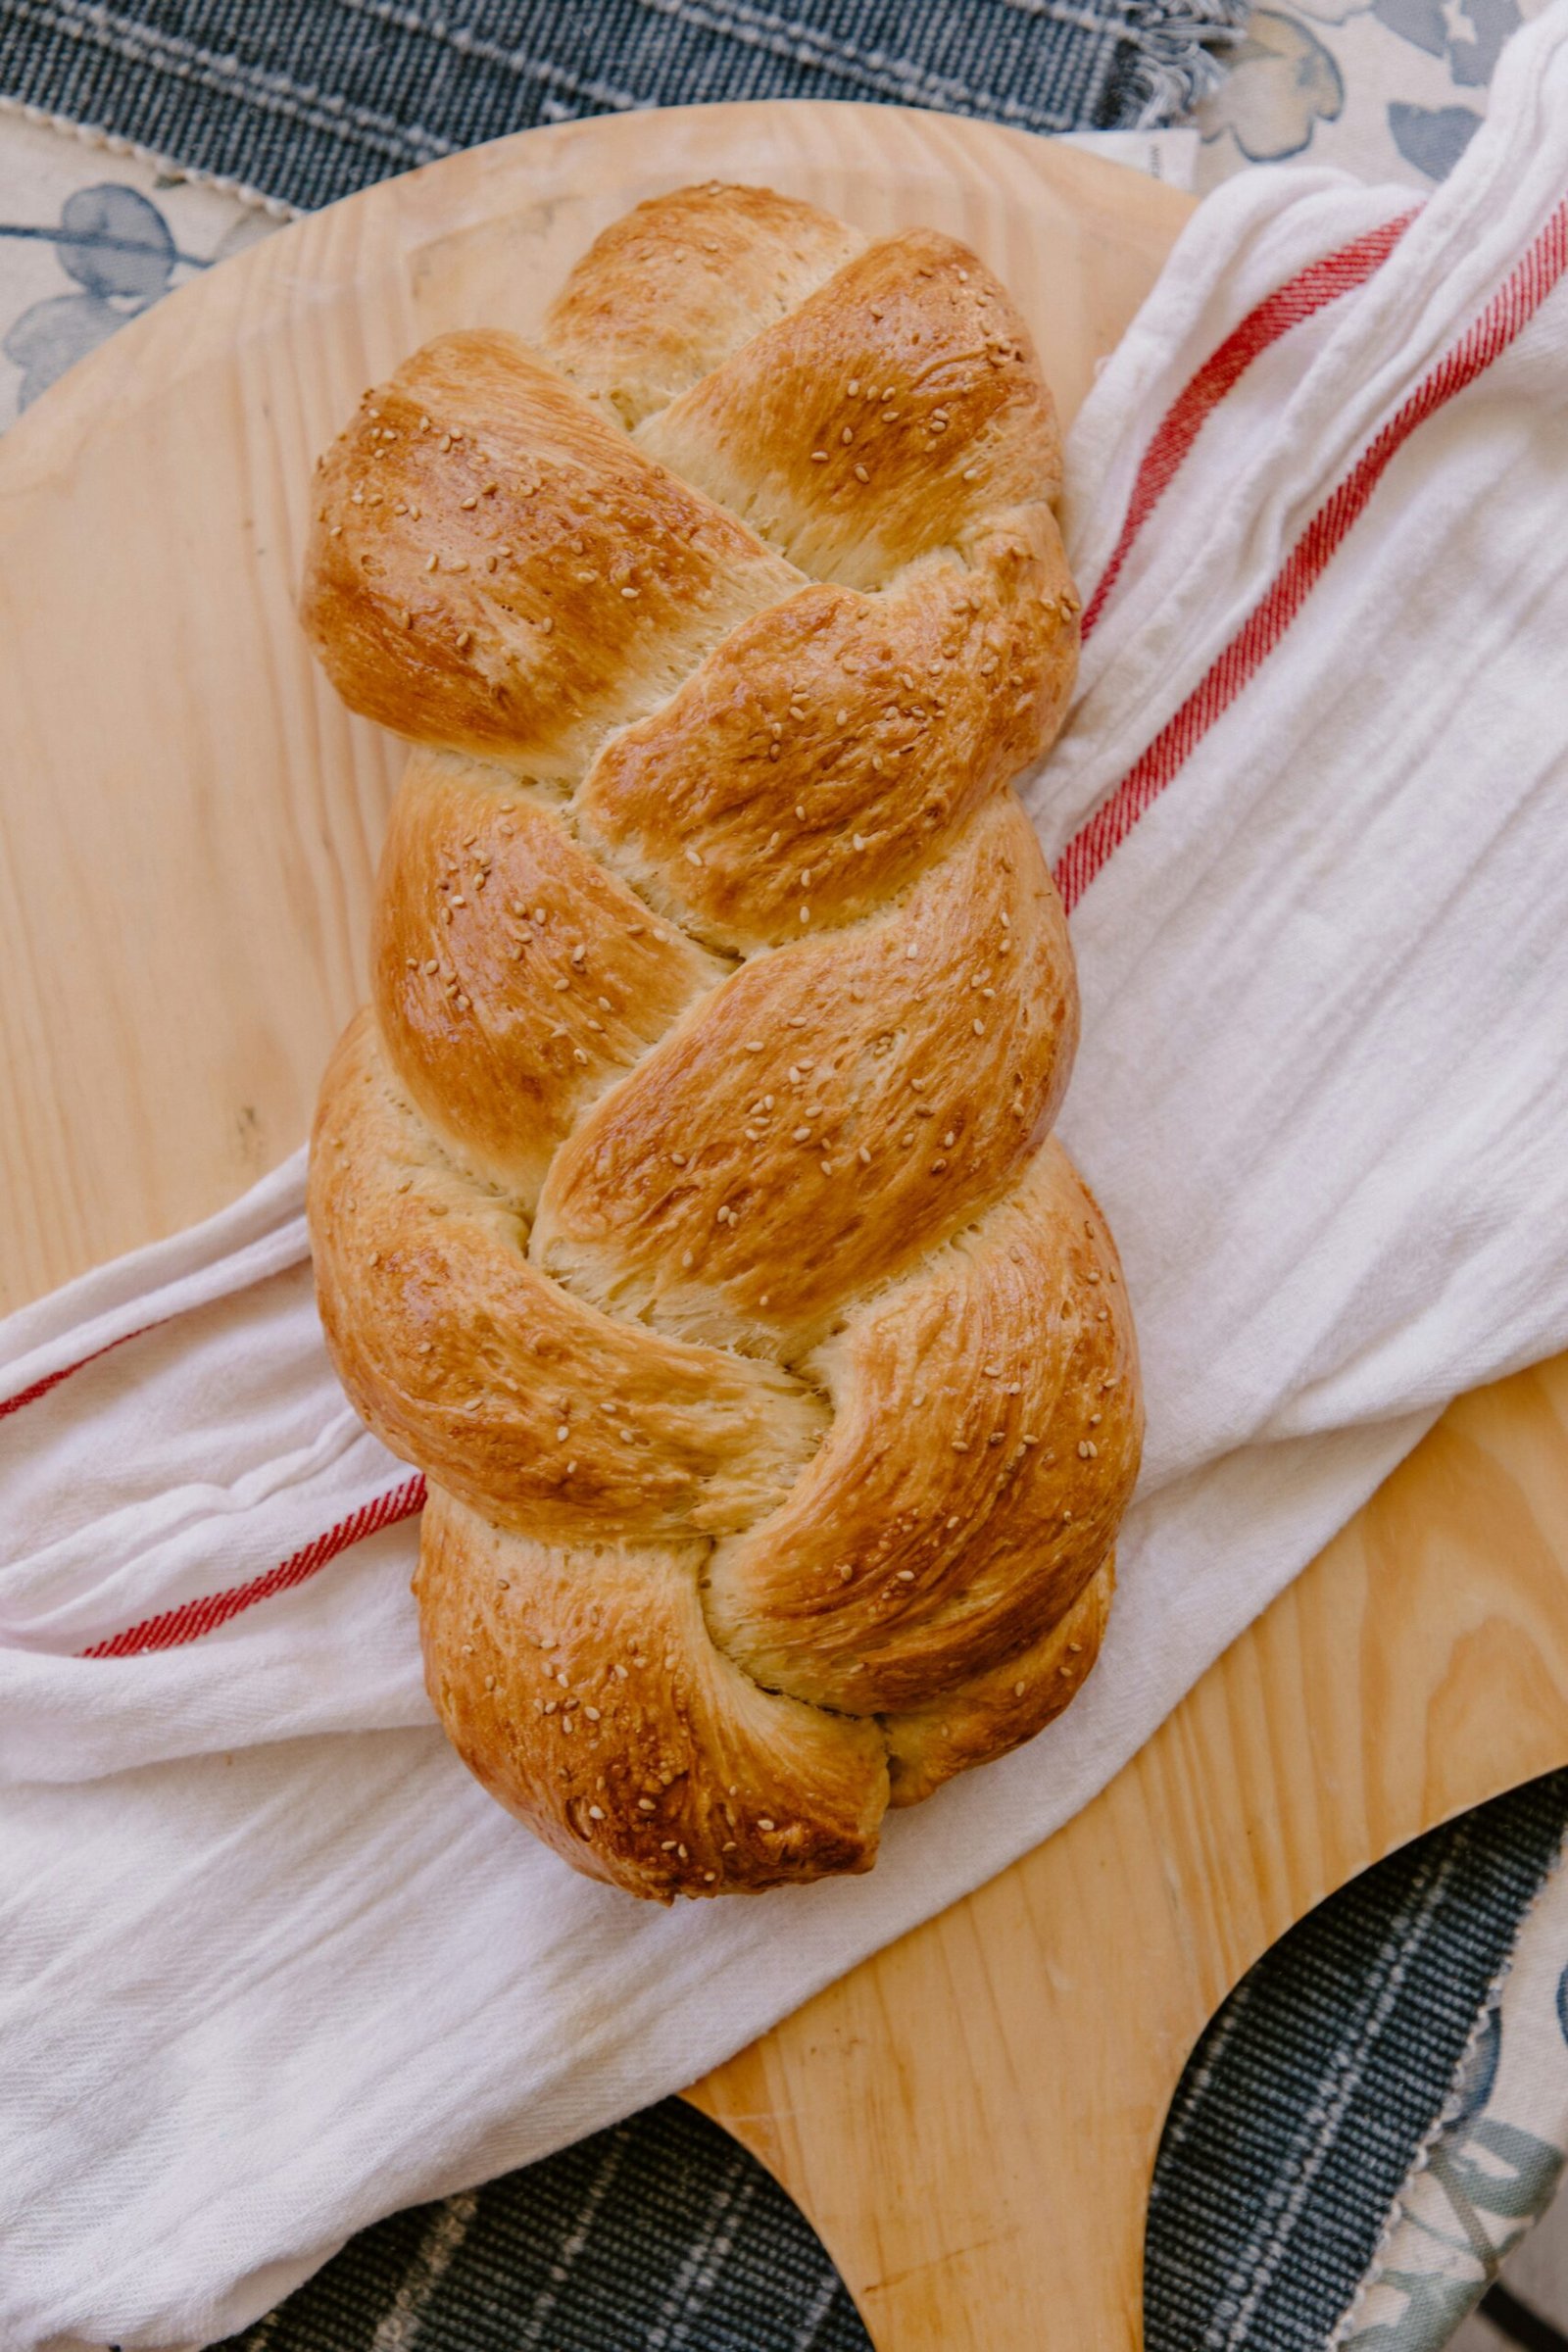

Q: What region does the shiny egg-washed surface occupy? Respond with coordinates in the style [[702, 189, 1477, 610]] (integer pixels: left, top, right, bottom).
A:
[[303, 181, 1142, 1899]]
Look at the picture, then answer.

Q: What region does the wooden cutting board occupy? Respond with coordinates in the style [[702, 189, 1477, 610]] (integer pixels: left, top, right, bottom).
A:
[[3, 98, 1567, 2352]]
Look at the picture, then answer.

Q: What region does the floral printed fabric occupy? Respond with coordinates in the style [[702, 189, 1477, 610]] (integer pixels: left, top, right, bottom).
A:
[[0, 102, 276, 430], [1193, 0, 1555, 190]]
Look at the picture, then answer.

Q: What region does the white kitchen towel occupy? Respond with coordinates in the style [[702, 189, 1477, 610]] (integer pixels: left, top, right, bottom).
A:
[[5, 10, 1568, 2340]]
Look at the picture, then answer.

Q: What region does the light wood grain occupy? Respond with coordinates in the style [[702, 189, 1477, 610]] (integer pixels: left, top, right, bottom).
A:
[[3, 100, 1564, 2352]]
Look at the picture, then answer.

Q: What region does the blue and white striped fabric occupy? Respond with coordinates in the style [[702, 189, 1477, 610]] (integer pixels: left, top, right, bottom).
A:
[[0, 0, 1243, 212]]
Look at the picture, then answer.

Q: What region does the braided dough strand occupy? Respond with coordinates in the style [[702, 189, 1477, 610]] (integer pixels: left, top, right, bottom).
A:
[[303, 182, 1142, 1899]]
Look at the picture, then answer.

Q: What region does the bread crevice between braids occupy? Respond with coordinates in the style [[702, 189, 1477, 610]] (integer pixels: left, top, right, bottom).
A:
[[303, 179, 1142, 1899]]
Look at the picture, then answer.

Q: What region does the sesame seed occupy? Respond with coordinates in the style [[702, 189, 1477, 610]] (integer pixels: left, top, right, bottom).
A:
[[572, 1047, 589, 1064], [685, 846, 704, 866], [638, 1798, 657, 1812], [424, 554, 438, 572], [588, 1804, 605, 1820], [758, 1818, 775, 1831], [744, 1040, 763, 1053], [811, 451, 829, 464], [841, 427, 854, 444], [1013, 1680, 1026, 1697], [855, 464, 869, 483], [858, 1146, 870, 1164], [952, 1439, 969, 1452], [897, 1569, 915, 1582], [972, 1018, 984, 1035]]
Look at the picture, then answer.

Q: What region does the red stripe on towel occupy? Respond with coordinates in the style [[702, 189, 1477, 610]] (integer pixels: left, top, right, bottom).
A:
[[1080, 209, 1419, 644], [1054, 196, 1568, 916], [0, 1324, 161, 1419], [79, 1473, 427, 1658]]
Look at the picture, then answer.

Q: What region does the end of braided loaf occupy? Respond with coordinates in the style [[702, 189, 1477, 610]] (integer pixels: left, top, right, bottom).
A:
[[302, 181, 1142, 1900]]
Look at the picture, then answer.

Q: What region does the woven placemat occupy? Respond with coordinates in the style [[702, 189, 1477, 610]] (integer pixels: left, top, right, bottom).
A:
[[0, 0, 1240, 212]]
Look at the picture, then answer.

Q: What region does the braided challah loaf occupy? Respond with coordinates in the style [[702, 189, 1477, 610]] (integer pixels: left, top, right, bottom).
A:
[[303, 181, 1142, 1900]]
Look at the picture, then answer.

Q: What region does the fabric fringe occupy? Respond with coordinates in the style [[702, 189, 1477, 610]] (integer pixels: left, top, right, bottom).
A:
[[1118, 0, 1252, 127]]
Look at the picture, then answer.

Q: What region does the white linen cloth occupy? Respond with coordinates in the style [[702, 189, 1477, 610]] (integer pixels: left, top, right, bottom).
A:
[[5, 10, 1568, 2338]]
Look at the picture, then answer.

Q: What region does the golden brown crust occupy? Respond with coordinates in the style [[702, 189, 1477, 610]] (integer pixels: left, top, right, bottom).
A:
[[372, 750, 723, 1201], [531, 796, 1078, 1354], [302, 183, 1142, 1900], [638, 228, 1063, 587], [416, 1486, 887, 1901], [704, 1141, 1140, 1711], [309, 1012, 825, 1544], [575, 519, 1076, 956], [301, 330, 799, 779], [543, 183, 866, 431], [883, 1556, 1114, 1809]]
